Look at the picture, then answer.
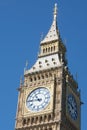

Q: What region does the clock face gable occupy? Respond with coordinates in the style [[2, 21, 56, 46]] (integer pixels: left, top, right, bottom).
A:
[[66, 85, 80, 129], [22, 83, 54, 117]]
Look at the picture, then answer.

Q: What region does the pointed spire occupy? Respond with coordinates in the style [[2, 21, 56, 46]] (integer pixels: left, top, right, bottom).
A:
[[53, 3, 58, 20], [41, 3, 59, 44]]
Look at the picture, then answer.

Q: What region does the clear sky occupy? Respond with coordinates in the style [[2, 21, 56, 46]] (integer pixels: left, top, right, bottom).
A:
[[0, 0, 86, 130]]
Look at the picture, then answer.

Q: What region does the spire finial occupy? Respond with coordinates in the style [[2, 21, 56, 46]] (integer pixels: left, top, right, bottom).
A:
[[20, 76, 23, 87], [40, 32, 43, 41], [53, 3, 58, 20], [24, 60, 28, 73]]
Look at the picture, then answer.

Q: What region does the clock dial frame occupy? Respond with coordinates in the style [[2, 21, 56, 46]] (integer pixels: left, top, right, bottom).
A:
[[26, 87, 50, 112]]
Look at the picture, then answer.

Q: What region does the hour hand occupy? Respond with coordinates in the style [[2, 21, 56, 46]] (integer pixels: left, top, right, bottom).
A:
[[36, 95, 42, 102], [27, 99, 37, 102], [35, 95, 39, 99]]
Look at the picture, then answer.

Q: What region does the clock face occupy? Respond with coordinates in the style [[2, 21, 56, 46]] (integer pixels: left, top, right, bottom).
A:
[[26, 87, 50, 112], [67, 94, 78, 120]]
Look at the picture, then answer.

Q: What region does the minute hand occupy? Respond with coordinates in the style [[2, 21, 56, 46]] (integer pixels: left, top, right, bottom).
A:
[[27, 98, 42, 102]]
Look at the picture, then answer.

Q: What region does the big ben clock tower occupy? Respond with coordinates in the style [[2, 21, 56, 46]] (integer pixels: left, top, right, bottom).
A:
[[15, 4, 81, 130]]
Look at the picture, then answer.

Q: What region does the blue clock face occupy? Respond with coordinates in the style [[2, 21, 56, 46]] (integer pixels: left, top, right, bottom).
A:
[[67, 94, 78, 120], [26, 87, 50, 112]]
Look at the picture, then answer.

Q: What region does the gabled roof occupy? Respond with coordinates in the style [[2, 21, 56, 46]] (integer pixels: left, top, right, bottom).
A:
[[24, 54, 61, 74]]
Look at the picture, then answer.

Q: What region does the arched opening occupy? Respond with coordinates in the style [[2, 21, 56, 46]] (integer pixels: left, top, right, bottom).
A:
[[34, 77, 36, 81], [43, 48, 45, 53], [48, 47, 50, 52], [27, 118, 30, 125], [46, 48, 47, 52], [54, 46, 55, 51], [30, 78, 33, 82], [22, 119, 26, 126], [42, 75, 44, 79], [38, 76, 40, 80], [51, 47, 53, 52]]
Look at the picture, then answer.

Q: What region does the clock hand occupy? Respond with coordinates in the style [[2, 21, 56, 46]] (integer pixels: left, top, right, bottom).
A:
[[71, 102, 75, 110], [68, 101, 74, 109], [27, 98, 42, 102], [35, 95, 39, 99], [38, 98, 42, 102], [27, 99, 39, 102], [35, 94, 42, 102]]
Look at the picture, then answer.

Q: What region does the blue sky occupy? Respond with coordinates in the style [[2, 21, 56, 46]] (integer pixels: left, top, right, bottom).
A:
[[0, 0, 86, 130]]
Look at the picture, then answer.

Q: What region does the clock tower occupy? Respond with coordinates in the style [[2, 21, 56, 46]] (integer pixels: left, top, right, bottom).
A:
[[15, 4, 81, 130]]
